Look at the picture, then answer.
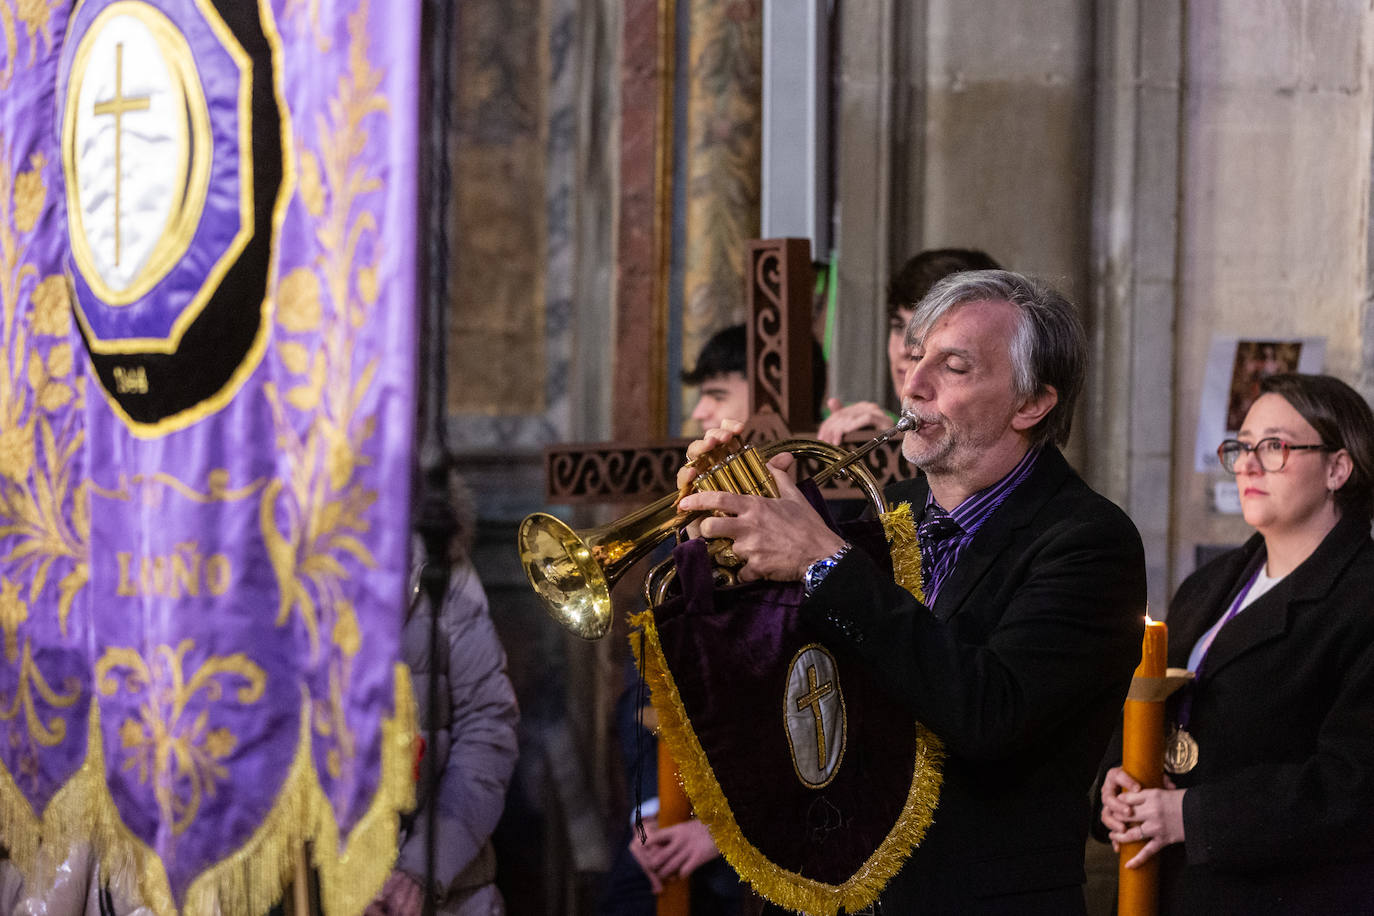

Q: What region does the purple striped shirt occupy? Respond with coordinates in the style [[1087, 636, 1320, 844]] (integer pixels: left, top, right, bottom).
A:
[[921, 446, 1042, 604]]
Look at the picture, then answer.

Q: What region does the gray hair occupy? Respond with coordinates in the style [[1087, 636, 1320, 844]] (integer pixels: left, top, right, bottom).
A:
[[906, 269, 1086, 446]]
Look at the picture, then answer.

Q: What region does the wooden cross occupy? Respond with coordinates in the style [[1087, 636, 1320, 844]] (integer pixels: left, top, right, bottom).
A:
[[543, 237, 913, 507]]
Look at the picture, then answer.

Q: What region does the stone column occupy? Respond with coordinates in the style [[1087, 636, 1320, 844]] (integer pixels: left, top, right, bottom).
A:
[[449, 0, 549, 436], [1086, 0, 1184, 609], [679, 0, 763, 427], [831, 0, 898, 408]]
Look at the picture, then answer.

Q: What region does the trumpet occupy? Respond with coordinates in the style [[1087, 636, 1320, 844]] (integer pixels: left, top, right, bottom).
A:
[[517, 412, 921, 639]]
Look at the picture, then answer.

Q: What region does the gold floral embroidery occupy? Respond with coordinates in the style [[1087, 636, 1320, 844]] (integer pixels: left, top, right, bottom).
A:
[[0, 0, 58, 90], [356, 264, 377, 306], [0, 4, 14, 90], [16, 0, 57, 58], [297, 149, 324, 218], [0, 420, 33, 483], [95, 640, 267, 836], [284, 0, 331, 53], [0, 117, 87, 807], [0, 637, 81, 793], [262, 0, 386, 784], [332, 598, 360, 657], [1, 639, 78, 746], [45, 341, 70, 378], [277, 266, 322, 333], [87, 470, 265, 509], [12, 152, 44, 234], [28, 274, 68, 336], [0, 574, 25, 662], [0, 129, 88, 652]]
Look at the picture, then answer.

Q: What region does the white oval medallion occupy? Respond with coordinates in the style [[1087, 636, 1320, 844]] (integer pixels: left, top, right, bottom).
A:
[[63, 2, 211, 304], [784, 643, 846, 788]]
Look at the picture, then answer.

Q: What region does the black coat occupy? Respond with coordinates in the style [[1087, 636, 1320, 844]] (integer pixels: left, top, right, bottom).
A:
[[1152, 513, 1374, 914], [802, 446, 1147, 913]]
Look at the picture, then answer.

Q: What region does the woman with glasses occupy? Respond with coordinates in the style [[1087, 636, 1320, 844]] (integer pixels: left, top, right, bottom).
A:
[[1098, 372, 1374, 911]]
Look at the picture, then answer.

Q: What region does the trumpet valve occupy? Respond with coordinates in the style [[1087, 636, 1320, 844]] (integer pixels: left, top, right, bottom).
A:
[[694, 441, 778, 498]]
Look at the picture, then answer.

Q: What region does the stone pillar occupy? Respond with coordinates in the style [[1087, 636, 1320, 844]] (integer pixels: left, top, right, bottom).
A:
[[679, 0, 763, 427], [831, 1, 1097, 441], [831, 0, 897, 407], [450, 0, 549, 429], [1086, 0, 1184, 610], [920, 0, 1093, 300]]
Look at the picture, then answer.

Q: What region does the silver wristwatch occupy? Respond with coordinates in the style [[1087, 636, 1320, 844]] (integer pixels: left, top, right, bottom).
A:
[[803, 544, 850, 596]]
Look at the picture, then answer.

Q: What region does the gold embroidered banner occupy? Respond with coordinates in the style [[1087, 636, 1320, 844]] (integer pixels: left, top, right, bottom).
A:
[[0, 1, 418, 912]]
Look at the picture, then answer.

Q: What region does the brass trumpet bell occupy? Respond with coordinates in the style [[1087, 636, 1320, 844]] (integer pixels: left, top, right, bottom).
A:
[[518, 414, 918, 640], [518, 489, 689, 640]]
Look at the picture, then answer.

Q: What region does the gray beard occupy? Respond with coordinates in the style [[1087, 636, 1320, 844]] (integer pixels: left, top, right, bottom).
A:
[[901, 429, 955, 474]]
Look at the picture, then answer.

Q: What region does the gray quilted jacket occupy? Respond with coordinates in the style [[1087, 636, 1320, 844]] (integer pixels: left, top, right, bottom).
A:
[[399, 558, 519, 915]]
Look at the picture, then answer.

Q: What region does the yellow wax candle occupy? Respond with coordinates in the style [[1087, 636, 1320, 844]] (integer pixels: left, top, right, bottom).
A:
[[657, 744, 690, 916], [1119, 616, 1167, 916], [1137, 615, 1167, 679]]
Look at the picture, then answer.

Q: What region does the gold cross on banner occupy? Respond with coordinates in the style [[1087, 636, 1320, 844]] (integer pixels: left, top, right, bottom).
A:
[[92, 42, 151, 267], [797, 663, 835, 767]]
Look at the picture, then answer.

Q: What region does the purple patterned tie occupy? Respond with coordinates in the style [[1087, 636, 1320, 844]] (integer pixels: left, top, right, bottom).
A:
[[918, 504, 963, 601]]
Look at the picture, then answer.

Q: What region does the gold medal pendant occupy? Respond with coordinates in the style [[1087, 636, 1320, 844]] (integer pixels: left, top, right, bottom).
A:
[[1164, 725, 1199, 775]]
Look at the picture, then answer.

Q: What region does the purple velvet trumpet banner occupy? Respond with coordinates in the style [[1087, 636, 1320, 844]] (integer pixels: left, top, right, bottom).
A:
[[639, 490, 943, 914], [0, 1, 418, 912]]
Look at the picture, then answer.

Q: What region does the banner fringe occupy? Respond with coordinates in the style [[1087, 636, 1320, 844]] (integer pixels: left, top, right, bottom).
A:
[[880, 502, 924, 601], [0, 750, 42, 878], [0, 664, 416, 916]]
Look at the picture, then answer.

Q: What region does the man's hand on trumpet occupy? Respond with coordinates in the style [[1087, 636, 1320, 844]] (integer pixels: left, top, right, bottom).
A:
[[676, 420, 847, 583]]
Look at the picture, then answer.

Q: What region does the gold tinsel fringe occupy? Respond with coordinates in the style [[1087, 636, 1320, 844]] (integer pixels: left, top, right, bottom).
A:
[[631, 607, 944, 916], [0, 665, 416, 916], [880, 502, 925, 601]]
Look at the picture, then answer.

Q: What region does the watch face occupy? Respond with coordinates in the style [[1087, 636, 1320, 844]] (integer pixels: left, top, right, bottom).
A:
[[805, 557, 835, 595], [804, 546, 850, 595]]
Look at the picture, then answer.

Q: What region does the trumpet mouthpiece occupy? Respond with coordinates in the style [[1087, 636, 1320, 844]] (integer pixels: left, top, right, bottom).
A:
[[895, 411, 922, 433]]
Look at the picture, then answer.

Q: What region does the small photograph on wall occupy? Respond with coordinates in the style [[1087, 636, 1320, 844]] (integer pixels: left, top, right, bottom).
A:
[[1225, 340, 1304, 431], [1194, 335, 1326, 472]]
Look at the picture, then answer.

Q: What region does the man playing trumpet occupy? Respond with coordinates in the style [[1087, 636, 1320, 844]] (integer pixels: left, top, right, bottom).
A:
[[678, 270, 1147, 913]]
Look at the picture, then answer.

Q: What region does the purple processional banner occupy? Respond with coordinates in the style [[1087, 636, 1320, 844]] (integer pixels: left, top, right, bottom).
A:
[[0, 1, 419, 913]]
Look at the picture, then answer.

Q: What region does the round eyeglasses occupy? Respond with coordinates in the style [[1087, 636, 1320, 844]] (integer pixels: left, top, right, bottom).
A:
[[1216, 437, 1331, 474]]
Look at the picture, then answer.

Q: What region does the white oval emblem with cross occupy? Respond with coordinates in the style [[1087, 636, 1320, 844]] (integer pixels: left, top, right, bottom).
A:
[[784, 644, 846, 788], [63, 2, 212, 304], [56, 0, 285, 433]]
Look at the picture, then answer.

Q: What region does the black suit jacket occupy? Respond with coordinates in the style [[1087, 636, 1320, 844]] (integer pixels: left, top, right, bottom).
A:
[[802, 446, 1147, 913], [1150, 514, 1374, 914]]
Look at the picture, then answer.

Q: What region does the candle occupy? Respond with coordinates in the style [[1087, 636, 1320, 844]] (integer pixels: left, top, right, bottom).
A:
[[1137, 615, 1167, 679], [1119, 615, 1167, 916], [657, 744, 690, 916]]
